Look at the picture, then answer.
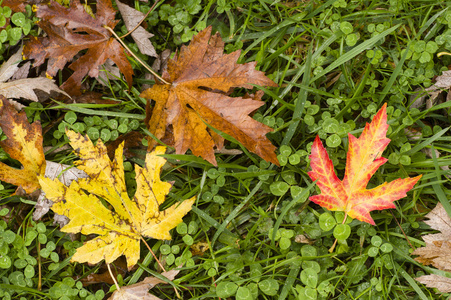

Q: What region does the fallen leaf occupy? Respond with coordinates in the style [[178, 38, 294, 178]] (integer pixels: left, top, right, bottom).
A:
[[0, 96, 46, 193], [106, 131, 144, 160], [143, 49, 171, 88], [23, 0, 133, 95], [33, 161, 88, 221], [0, 47, 69, 105], [79, 257, 130, 286], [11, 61, 31, 81], [39, 131, 195, 270], [412, 203, 451, 291], [108, 268, 180, 300], [97, 59, 122, 87], [140, 26, 278, 166], [73, 91, 120, 105], [2, 0, 27, 12], [412, 203, 451, 292], [415, 274, 451, 293], [410, 70, 451, 110], [308, 104, 421, 225], [116, 0, 157, 57]]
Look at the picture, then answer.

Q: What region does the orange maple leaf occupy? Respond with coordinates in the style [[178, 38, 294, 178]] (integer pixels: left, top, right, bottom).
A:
[[140, 26, 279, 166], [0, 96, 45, 193], [308, 103, 421, 225], [23, 0, 133, 95]]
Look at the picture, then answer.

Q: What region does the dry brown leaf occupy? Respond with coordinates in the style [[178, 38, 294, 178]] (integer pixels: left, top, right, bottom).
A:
[[73, 91, 120, 105], [33, 161, 88, 222], [108, 268, 180, 300], [106, 131, 144, 160], [97, 59, 122, 87], [412, 203, 451, 293], [11, 61, 31, 81], [79, 257, 130, 286], [410, 70, 451, 110], [415, 274, 451, 293], [2, 0, 27, 13], [23, 0, 133, 95], [140, 26, 278, 166], [143, 49, 171, 89], [0, 47, 69, 105], [116, 0, 157, 57]]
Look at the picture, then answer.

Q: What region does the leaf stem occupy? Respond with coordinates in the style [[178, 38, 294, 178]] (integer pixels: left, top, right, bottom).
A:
[[329, 213, 349, 253], [119, 0, 160, 39], [141, 236, 167, 272], [389, 209, 415, 250], [37, 242, 42, 291], [107, 263, 121, 292], [437, 51, 451, 57], [140, 237, 181, 298], [104, 25, 170, 85]]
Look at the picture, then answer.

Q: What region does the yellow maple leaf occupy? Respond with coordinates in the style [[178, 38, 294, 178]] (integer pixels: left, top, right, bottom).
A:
[[39, 130, 195, 270], [0, 96, 46, 193]]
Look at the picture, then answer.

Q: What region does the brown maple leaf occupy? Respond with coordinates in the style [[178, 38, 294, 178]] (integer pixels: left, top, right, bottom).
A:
[[23, 0, 133, 95], [412, 203, 451, 293], [140, 26, 278, 166]]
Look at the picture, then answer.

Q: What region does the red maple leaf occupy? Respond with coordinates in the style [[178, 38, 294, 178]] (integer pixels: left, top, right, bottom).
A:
[[308, 103, 421, 225]]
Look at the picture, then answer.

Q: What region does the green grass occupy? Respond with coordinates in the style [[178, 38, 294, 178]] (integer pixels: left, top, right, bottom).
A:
[[1, 0, 451, 299]]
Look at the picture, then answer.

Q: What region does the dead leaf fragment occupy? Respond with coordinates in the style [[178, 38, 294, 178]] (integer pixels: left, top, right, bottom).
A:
[[0, 47, 69, 105], [23, 0, 133, 95], [108, 268, 180, 300], [33, 161, 88, 221], [415, 274, 451, 293], [412, 203, 451, 293], [2, 0, 27, 13], [106, 131, 144, 160], [140, 26, 278, 166], [116, 0, 157, 57], [410, 70, 451, 110], [0, 96, 45, 193]]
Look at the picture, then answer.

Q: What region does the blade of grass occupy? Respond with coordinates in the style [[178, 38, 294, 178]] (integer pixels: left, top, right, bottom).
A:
[[282, 41, 313, 145], [271, 181, 316, 247], [395, 262, 430, 300], [403, 127, 449, 155], [210, 179, 265, 247], [309, 24, 401, 83]]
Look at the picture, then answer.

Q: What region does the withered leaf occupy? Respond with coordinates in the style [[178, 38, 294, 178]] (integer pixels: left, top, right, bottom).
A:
[[140, 26, 278, 166], [412, 203, 451, 293], [0, 47, 69, 107], [33, 161, 88, 222], [116, 0, 157, 57], [108, 268, 180, 300], [2, 0, 27, 13], [23, 0, 133, 95]]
